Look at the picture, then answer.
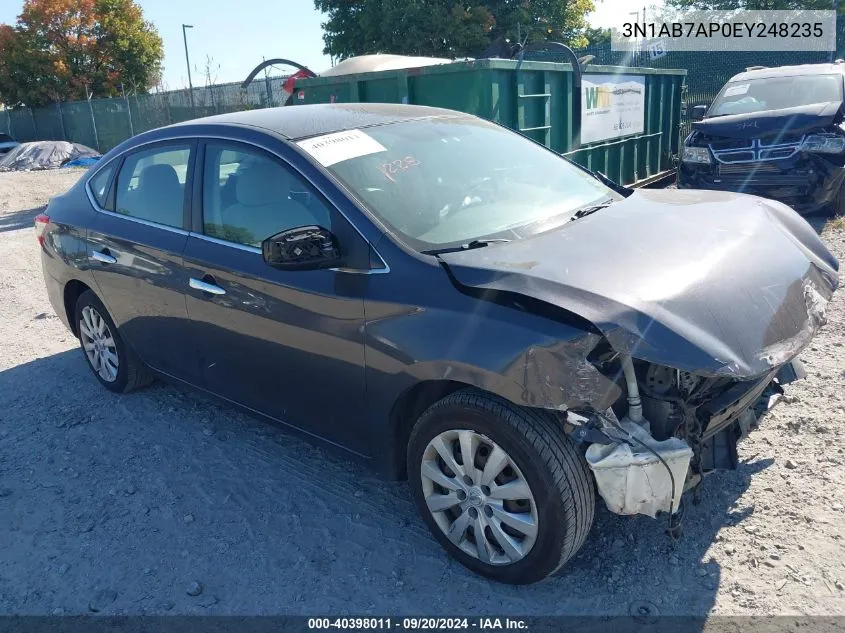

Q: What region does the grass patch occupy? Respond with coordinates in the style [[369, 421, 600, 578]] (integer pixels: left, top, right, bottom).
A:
[[826, 215, 845, 232]]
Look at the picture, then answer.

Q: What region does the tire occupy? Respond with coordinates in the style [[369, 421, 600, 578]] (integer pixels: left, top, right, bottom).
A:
[[407, 389, 595, 584], [74, 290, 153, 393], [833, 188, 845, 217], [821, 178, 845, 217]]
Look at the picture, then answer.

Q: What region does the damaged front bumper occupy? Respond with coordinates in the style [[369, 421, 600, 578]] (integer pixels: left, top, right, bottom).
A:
[[677, 154, 845, 215], [694, 358, 805, 478], [569, 358, 807, 519]]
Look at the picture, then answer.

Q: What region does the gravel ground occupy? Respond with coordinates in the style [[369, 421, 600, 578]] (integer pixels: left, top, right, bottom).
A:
[[0, 169, 844, 617]]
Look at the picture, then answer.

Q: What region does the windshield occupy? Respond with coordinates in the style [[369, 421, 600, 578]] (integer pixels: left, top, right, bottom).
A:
[[709, 74, 843, 117], [306, 117, 614, 252]]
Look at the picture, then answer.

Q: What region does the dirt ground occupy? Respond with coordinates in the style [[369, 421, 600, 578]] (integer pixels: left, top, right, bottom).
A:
[[0, 169, 843, 617]]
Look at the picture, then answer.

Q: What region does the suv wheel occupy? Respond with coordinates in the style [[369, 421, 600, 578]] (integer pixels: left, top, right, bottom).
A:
[[74, 290, 153, 393], [407, 389, 595, 584]]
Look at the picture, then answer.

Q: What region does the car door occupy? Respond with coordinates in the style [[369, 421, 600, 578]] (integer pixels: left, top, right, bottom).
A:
[[87, 141, 200, 382], [182, 139, 371, 453]]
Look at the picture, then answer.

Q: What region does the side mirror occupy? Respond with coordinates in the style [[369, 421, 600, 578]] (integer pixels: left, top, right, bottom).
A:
[[261, 225, 342, 270], [691, 104, 708, 121]]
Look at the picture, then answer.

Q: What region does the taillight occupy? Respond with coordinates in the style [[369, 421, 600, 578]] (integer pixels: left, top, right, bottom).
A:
[[34, 213, 50, 246]]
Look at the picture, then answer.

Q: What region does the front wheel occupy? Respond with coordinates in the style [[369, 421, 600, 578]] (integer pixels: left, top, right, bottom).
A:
[[407, 390, 595, 584], [833, 187, 845, 217]]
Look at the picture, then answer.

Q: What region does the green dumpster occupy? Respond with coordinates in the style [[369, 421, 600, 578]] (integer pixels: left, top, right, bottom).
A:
[[292, 58, 686, 187]]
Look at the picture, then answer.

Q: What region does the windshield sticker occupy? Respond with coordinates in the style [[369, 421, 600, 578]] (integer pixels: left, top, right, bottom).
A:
[[723, 83, 750, 97], [297, 129, 387, 167], [379, 156, 421, 182]]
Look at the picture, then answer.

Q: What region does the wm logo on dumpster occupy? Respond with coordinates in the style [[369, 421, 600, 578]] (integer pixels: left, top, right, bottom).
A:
[[585, 86, 612, 110]]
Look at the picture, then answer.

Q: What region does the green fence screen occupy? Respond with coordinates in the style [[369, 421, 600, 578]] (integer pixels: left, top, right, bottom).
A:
[[0, 75, 293, 152]]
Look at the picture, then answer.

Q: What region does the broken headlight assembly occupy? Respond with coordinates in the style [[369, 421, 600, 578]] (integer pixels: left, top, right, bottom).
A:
[[681, 145, 712, 164], [801, 133, 845, 154]]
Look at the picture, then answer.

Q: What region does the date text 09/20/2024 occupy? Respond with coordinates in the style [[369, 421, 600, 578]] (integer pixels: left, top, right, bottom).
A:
[[307, 618, 528, 630]]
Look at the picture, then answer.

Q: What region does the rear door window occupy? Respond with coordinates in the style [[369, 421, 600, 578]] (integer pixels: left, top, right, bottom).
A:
[[114, 145, 192, 229]]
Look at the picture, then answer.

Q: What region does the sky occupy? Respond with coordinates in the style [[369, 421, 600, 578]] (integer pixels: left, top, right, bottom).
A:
[[0, 0, 663, 90]]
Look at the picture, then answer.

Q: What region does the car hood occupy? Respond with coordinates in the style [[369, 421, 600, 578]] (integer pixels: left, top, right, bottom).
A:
[[438, 189, 839, 379], [694, 101, 842, 139]]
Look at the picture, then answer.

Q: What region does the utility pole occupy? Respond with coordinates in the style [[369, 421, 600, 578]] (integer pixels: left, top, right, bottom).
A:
[[262, 56, 274, 107], [629, 11, 640, 55], [182, 24, 195, 108], [85, 88, 100, 152]]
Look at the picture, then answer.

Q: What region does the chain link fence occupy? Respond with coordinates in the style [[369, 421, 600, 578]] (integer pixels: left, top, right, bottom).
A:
[[0, 75, 293, 153]]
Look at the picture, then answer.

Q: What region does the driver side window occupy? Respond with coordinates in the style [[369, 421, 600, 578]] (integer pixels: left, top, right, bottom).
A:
[[202, 142, 331, 247]]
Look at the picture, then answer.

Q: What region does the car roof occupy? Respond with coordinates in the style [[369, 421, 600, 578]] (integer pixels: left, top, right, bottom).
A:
[[728, 62, 845, 82], [167, 103, 466, 141]]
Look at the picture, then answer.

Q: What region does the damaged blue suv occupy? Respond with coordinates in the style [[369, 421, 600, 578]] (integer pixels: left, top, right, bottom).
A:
[[678, 62, 845, 215]]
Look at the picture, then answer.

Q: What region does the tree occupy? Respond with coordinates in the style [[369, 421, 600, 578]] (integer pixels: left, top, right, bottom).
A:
[[0, 0, 163, 107], [314, 1, 494, 60], [484, 0, 594, 47], [0, 23, 44, 106], [665, 0, 837, 10], [583, 25, 611, 47], [314, 0, 596, 60]]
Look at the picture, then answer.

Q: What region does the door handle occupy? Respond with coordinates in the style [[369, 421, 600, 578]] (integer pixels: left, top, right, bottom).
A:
[[189, 277, 226, 296], [91, 249, 117, 265]]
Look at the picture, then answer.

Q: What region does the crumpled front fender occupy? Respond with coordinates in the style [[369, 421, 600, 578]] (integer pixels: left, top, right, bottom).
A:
[[500, 332, 622, 411]]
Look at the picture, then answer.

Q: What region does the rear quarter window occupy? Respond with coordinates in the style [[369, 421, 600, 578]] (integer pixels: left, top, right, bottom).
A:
[[89, 164, 116, 210]]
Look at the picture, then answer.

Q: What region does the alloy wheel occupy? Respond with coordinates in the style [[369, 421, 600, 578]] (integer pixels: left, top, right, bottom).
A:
[[79, 305, 119, 383], [419, 429, 538, 565]]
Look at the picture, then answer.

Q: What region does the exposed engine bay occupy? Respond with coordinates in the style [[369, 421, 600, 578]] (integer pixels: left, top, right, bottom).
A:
[[564, 352, 806, 528]]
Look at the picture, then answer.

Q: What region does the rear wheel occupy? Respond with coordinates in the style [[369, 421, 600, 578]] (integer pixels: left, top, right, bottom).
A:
[[407, 389, 595, 584], [74, 290, 152, 393]]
